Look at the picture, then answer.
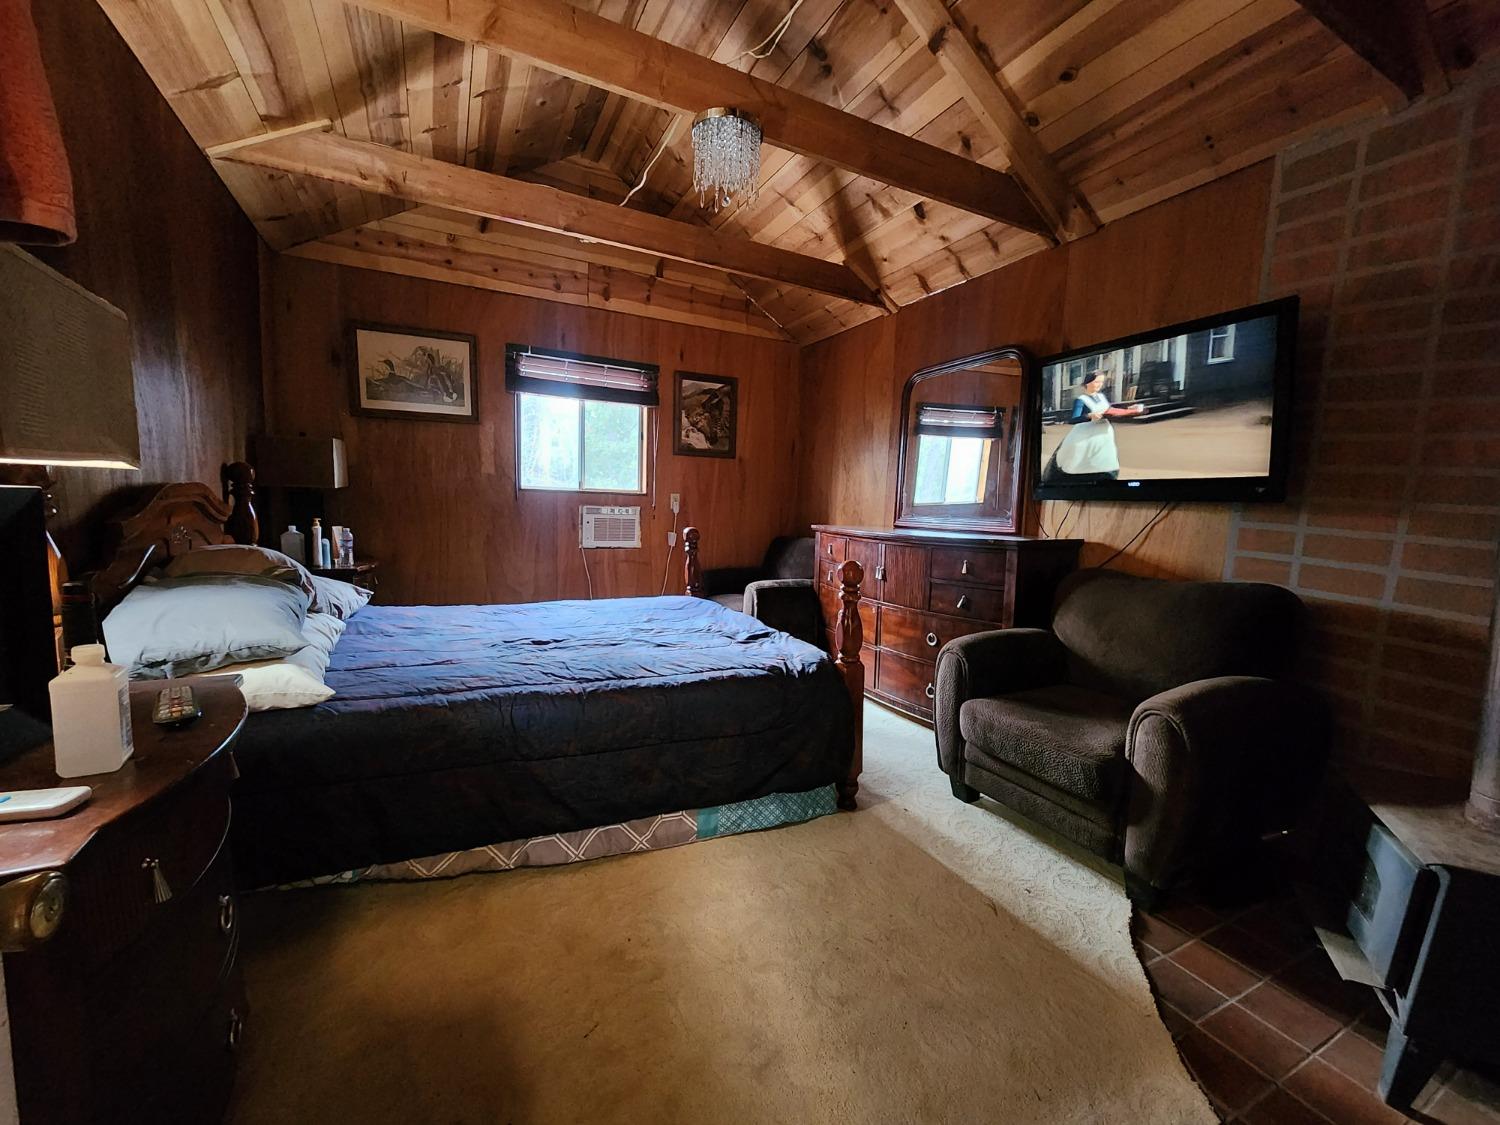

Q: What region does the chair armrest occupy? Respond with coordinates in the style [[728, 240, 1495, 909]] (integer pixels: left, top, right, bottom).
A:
[[1124, 676, 1330, 891], [743, 579, 822, 648], [933, 629, 1068, 775], [702, 566, 764, 597]]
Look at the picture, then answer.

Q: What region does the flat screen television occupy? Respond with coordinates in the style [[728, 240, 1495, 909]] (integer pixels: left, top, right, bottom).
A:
[[1032, 297, 1297, 503]]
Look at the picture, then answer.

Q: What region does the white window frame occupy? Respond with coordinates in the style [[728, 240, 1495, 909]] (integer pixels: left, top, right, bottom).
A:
[[1207, 324, 1236, 364], [515, 391, 650, 495]]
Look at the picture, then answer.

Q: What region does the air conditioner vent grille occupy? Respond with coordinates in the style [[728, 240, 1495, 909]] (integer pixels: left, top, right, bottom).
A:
[[580, 505, 641, 549]]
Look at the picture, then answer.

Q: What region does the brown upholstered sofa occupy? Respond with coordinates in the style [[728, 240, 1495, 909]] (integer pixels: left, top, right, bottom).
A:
[[934, 568, 1329, 904]]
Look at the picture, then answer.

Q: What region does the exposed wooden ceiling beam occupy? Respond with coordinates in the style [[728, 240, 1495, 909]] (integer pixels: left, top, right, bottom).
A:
[[208, 125, 886, 308], [892, 0, 1097, 242], [346, 0, 1052, 237], [1295, 0, 1448, 105]]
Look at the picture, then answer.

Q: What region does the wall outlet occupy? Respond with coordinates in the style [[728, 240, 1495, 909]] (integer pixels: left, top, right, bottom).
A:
[[669, 493, 680, 514], [667, 531, 677, 547]]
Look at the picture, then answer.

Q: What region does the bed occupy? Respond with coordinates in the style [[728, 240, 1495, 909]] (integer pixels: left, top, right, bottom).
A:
[[91, 463, 867, 887]]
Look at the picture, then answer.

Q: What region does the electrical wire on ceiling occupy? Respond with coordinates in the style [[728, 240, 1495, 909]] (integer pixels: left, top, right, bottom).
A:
[[620, 116, 682, 207], [735, 0, 805, 62]]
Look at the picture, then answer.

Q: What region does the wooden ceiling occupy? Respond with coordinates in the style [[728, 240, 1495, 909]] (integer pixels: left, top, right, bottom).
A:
[[99, 0, 1497, 344]]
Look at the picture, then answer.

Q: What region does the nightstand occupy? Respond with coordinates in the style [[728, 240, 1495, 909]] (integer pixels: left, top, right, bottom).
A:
[[0, 679, 249, 1124], [310, 559, 379, 595]]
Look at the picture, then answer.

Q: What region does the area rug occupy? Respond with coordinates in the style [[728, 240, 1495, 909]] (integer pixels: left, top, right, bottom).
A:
[[229, 703, 1215, 1124]]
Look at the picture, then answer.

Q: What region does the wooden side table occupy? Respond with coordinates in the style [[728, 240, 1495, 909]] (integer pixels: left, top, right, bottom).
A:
[[0, 680, 249, 1124], [310, 559, 379, 595]]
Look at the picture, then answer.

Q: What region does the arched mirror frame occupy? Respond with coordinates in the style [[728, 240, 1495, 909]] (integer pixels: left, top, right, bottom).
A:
[[893, 345, 1034, 535]]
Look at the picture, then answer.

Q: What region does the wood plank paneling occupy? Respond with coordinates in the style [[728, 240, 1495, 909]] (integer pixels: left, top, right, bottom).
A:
[[18, 0, 262, 571], [263, 256, 803, 605], [797, 162, 1274, 579]]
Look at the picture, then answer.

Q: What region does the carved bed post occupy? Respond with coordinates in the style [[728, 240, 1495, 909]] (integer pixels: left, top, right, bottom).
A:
[[835, 559, 865, 810], [220, 461, 259, 546], [683, 526, 704, 597]]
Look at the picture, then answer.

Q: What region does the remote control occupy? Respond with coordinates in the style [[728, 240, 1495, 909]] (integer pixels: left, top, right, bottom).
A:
[[0, 786, 92, 823], [153, 684, 201, 728]]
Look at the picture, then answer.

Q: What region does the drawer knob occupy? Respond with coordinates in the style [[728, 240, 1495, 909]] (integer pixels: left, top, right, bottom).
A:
[[956, 595, 970, 611], [924, 682, 936, 700], [218, 893, 237, 936], [0, 871, 68, 952], [875, 565, 886, 582], [143, 858, 172, 904], [961, 559, 971, 575], [226, 1008, 244, 1051], [925, 631, 939, 648]]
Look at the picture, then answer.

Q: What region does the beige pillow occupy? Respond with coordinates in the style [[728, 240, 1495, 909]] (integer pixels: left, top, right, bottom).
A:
[[163, 544, 315, 599]]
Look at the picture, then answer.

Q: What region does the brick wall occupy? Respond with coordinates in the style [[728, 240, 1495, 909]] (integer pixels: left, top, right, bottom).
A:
[[1223, 68, 1500, 780]]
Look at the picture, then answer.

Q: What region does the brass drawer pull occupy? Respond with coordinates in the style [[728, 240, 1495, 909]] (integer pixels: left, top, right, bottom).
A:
[[961, 559, 971, 575], [925, 631, 939, 648], [226, 1008, 244, 1051], [143, 858, 172, 904], [218, 894, 236, 936], [956, 595, 970, 611], [827, 543, 834, 556], [924, 682, 936, 700]]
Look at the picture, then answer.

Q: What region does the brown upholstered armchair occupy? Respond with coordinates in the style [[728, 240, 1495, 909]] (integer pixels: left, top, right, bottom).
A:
[[935, 569, 1329, 905], [703, 536, 821, 647]]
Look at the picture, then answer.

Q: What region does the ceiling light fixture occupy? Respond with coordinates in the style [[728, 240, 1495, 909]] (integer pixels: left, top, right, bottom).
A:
[[691, 108, 762, 212]]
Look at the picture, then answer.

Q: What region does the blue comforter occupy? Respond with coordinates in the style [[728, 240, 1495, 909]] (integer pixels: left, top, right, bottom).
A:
[[231, 596, 853, 885]]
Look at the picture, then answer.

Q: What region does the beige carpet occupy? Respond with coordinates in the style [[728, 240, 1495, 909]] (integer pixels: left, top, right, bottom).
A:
[[229, 703, 1214, 1124]]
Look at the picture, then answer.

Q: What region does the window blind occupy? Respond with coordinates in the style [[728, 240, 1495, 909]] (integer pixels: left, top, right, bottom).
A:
[[505, 344, 659, 406], [915, 403, 1004, 439]]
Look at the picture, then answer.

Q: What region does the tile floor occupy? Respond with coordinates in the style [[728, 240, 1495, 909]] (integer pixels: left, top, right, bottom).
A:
[[1134, 896, 1500, 1123]]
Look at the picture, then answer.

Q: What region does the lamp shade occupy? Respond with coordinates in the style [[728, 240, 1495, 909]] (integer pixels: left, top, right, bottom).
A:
[[0, 245, 139, 469], [252, 434, 348, 489]]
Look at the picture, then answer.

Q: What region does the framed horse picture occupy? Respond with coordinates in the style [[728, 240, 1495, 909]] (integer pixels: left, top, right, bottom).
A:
[[673, 372, 738, 458], [346, 322, 479, 423]]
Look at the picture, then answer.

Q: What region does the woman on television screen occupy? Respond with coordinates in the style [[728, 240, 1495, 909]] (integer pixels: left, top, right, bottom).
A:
[[1041, 363, 1146, 483]]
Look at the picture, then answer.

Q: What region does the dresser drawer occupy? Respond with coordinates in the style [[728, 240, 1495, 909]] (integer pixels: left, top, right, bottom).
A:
[[930, 547, 1009, 588], [817, 535, 848, 583], [929, 581, 1008, 622], [879, 605, 994, 660], [818, 583, 876, 644], [875, 650, 937, 713]]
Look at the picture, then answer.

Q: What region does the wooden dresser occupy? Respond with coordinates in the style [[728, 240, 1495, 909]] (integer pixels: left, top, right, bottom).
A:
[[0, 680, 248, 1125], [812, 526, 1083, 724]]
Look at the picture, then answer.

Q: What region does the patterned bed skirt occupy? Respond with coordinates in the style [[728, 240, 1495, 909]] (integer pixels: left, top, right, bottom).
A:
[[277, 784, 838, 888]]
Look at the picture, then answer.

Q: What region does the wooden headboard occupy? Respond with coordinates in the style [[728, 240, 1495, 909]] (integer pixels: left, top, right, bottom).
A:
[[91, 461, 259, 607]]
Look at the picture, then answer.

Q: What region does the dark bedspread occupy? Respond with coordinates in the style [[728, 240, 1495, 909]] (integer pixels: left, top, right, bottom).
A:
[[231, 596, 853, 886]]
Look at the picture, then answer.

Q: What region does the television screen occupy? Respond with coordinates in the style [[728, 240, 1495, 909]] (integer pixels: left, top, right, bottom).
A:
[[1032, 297, 1296, 502]]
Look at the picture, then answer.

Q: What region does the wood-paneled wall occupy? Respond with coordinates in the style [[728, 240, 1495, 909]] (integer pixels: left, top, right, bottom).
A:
[[796, 162, 1276, 580], [19, 0, 262, 569], [263, 256, 802, 605]]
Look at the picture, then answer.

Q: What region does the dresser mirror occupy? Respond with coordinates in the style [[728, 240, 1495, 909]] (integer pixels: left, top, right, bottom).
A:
[[894, 346, 1031, 534]]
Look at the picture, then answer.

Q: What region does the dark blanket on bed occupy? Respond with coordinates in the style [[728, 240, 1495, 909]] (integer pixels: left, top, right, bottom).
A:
[[230, 596, 853, 886]]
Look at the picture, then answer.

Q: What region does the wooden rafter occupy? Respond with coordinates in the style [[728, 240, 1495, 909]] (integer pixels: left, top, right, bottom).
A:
[[1295, 0, 1448, 104], [207, 125, 886, 308], [346, 0, 1052, 237], [891, 0, 1098, 242]]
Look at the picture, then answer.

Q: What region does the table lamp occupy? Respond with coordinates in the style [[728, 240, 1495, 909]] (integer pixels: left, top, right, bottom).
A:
[[0, 245, 139, 742], [251, 435, 347, 563]]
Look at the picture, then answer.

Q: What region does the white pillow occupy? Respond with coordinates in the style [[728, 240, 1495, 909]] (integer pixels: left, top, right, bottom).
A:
[[309, 575, 372, 620], [195, 613, 346, 712]]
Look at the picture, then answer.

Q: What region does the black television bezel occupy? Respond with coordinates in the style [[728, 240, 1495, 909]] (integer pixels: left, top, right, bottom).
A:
[[1030, 296, 1298, 504]]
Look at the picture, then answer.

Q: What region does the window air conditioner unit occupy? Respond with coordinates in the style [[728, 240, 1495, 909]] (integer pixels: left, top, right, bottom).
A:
[[580, 505, 641, 549]]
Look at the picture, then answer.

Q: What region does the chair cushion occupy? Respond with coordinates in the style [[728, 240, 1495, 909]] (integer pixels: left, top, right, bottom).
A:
[[763, 536, 814, 581], [959, 684, 1134, 803], [711, 592, 745, 613]]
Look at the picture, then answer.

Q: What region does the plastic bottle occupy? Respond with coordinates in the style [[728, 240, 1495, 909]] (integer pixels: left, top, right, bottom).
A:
[[340, 527, 354, 567], [309, 518, 325, 570], [280, 524, 305, 565], [321, 537, 333, 568], [49, 644, 134, 778]]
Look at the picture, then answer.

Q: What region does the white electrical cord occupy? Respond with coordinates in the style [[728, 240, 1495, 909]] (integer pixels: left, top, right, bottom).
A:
[[659, 506, 681, 596], [621, 117, 682, 207], [735, 0, 805, 62], [581, 546, 595, 600]]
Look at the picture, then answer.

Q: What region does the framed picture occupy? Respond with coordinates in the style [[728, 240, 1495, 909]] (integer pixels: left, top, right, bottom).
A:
[[346, 322, 479, 423], [673, 372, 738, 458]]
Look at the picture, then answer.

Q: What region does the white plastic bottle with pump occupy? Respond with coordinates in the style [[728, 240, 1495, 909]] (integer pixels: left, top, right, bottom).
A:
[[49, 644, 135, 778]]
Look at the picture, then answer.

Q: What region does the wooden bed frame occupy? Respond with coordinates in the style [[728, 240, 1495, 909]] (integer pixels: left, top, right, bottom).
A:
[[91, 461, 868, 807]]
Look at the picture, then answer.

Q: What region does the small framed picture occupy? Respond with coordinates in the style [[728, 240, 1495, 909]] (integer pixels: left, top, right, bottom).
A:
[[673, 372, 738, 458], [347, 322, 479, 423]]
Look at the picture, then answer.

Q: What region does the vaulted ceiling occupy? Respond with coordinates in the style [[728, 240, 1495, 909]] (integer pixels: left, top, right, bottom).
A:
[[99, 0, 1498, 343]]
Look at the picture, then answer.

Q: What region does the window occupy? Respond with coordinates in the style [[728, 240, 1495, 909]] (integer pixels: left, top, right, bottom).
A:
[[1207, 324, 1236, 364], [911, 404, 1000, 507], [507, 345, 657, 493]]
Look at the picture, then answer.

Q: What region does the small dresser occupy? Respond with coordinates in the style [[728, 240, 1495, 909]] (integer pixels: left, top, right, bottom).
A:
[[813, 526, 1083, 724], [0, 679, 248, 1124]]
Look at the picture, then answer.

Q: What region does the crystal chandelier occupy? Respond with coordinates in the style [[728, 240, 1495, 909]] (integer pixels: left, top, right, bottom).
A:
[[692, 108, 762, 211]]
